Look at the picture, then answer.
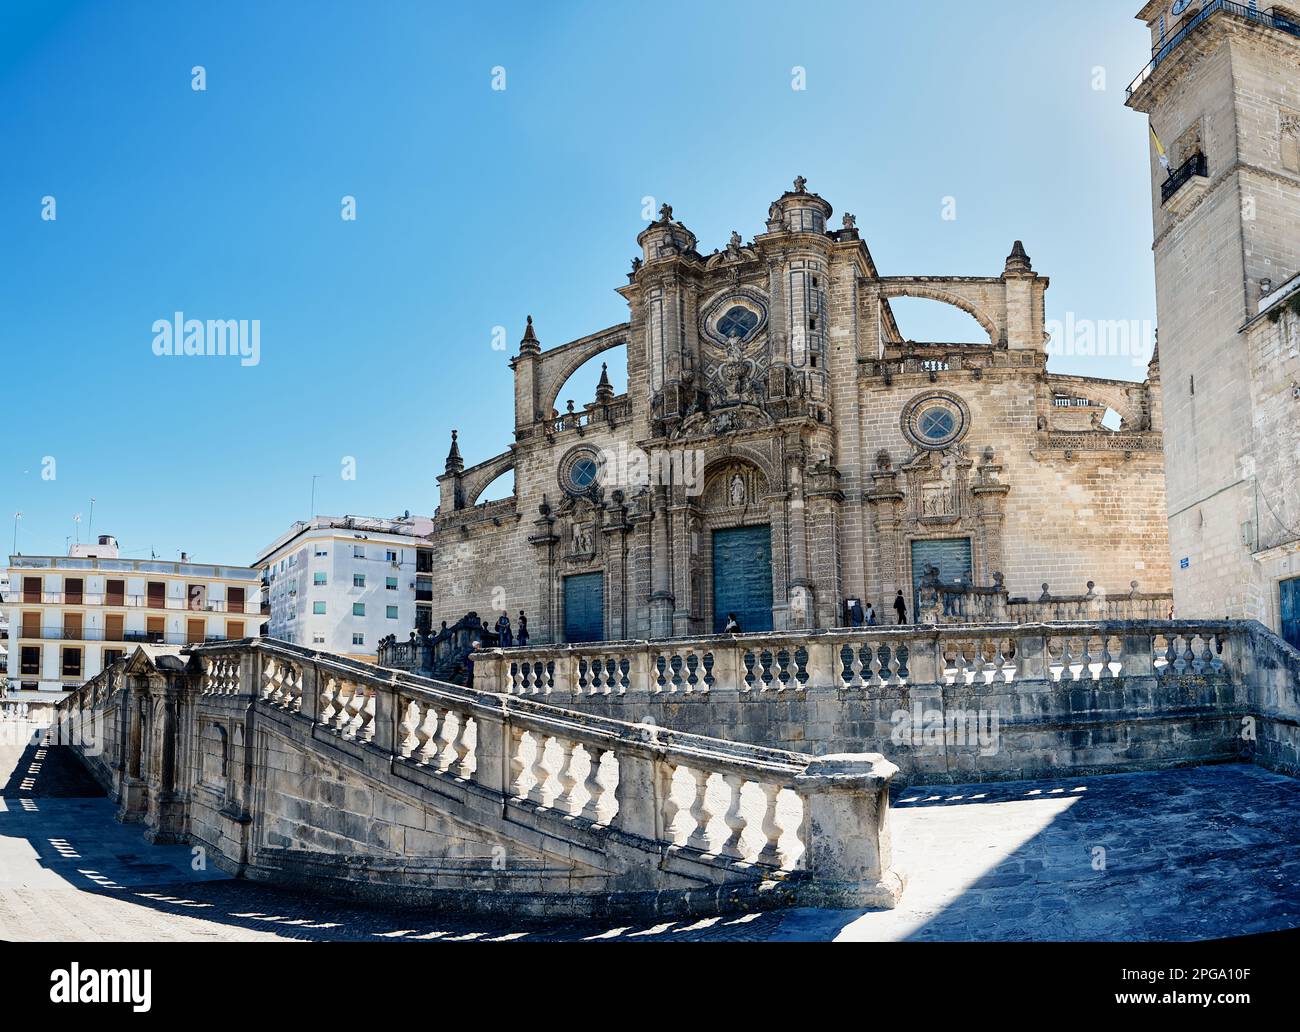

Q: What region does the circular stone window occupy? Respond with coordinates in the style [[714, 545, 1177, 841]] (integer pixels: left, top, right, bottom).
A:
[[559, 447, 603, 496], [717, 305, 759, 341], [902, 392, 969, 450]]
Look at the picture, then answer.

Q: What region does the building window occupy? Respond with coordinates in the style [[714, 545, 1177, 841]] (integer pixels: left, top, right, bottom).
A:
[[313, 601, 327, 615], [61, 647, 82, 678], [103, 648, 125, 667], [918, 406, 956, 442], [718, 305, 759, 341], [353, 574, 365, 588], [901, 391, 969, 451], [386, 577, 398, 590], [353, 545, 365, 559], [288, 555, 297, 567], [352, 633, 365, 646], [314, 572, 327, 586], [20, 646, 41, 677], [312, 632, 325, 644], [560, 446, 603, 496], [353, 603, 365, 616], [386, 606, 399, 620], [315, 547, 328, 557], [386, 550, 398, 563], [227, 620, 245, 639]]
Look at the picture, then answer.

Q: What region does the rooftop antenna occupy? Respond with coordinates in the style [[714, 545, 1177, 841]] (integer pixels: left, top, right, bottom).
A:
[[311, 474, 320, 517], [89, 497, 96, 537], [73, 512, 82, 544], [11, 512, 21, 556]]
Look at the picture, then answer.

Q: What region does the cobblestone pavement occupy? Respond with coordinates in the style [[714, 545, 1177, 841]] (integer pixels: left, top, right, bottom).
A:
[[3, 720, 1299, 942]]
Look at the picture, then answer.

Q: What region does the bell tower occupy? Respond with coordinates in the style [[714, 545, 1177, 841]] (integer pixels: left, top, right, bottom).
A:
[[1126, 1, 1300, 621]]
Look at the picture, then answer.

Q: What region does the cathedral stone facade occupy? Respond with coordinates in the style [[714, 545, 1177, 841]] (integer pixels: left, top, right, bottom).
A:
[[428, 180, 1170, 644]]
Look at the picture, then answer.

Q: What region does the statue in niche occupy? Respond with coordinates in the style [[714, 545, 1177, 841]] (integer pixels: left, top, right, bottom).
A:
[[729, 474, 747, 506], [571, 523, 591, 554]]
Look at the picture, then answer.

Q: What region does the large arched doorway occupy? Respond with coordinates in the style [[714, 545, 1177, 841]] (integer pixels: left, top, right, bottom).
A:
[[701, 461, 775, 634]]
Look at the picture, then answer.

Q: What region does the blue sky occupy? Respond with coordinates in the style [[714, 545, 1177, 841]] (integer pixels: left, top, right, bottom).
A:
[[1, 0, 1158, 565]]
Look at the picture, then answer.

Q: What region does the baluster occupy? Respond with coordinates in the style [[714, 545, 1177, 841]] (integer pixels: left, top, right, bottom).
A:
[[1079, 636, 1095, 682], [510, 728, 530, 798], [718, 774, 747, 860], [579, 745, 606, 822], [1099, 636, 1117, 681], [528, 731, 552, 804], [755, 782, 783, 865], [686, 768, 713, 852], [355, 689, 375, 742], [557, 739, 581, 814], [319, 677, 338, 725], [1060, 638, 1076, 682], [399, 699, 422, 758], [661, 763, 687, 844]]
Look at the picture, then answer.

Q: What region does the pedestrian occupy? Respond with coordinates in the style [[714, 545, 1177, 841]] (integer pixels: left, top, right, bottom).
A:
[[849, 599, 864, 627], [723, 612, 741, 634], [495, 611, 513, 647], [466, 640, 482, 688], [894, 590, 908, 624], [865, 601, 877, 626], [517, 611, 529, 646]]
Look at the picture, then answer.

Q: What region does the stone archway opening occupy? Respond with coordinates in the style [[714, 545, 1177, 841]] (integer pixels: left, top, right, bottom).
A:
[[543, 344, 628, 418], [886, 296, 993, 345]]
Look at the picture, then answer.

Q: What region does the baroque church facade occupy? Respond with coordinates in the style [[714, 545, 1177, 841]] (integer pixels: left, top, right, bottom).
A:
[[429, 179, 1171, 644]]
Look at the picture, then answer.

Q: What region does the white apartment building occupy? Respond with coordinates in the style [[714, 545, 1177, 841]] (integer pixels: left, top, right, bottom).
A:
[[255, 515, 434, 663], [4, 535, 265, 707], [0, 574, 10, 692]]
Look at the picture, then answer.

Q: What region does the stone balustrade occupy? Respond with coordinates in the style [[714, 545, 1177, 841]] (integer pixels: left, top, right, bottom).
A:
[[928, 579, 1173, 625], [484, 621, 1236, 695], [474, 619, 1297, 782], [52, 638, 904, 917]]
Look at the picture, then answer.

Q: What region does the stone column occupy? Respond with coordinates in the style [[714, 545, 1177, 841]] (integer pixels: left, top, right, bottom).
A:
[[786, 459, 813, 629], [649, 486, 675, 638], [794, 753, 905, 909], [865, 465, 905, 611], [528, 508, 559, 643], [806, 461, 844, 630]]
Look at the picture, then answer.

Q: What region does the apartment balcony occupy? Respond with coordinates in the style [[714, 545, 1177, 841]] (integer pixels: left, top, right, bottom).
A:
[[17, 627, 232, 645], [9, 591, 261, 613]]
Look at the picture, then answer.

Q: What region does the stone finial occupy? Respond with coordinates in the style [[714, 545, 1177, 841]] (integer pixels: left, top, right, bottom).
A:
[[657, 202, 674, 223], [727, 230, 742, 251], [793, 175, 808, 193], [519, 314, 541, 355], [1004, 240, 1033, 276], [445, 430, 464, 475], [842, 212, 856, 230], [595, 361, 614, 403]]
